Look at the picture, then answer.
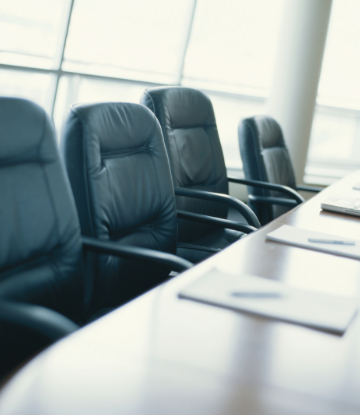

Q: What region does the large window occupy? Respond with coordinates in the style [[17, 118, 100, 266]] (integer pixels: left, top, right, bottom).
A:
[[183, 0, 283, 95], [306, 0, 360, 183], [0, 0, 69, 69], [1, 0, 284, 169], [0, 68, 55, 112], [63, 0, 193, 83], [182, 0, 283, 168]]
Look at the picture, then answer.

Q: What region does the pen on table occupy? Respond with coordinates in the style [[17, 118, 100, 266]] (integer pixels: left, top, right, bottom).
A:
[[230, 291, 283, 298], [308, 238, 356, 245]]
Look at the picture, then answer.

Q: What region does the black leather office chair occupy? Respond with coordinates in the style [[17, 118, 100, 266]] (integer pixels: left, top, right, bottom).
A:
[[61, 102, 202, 315], [238, 115, 322, 225], [140, 86, 261, 259], [0, 97, 85, 377], [0, 97, 191, 379]]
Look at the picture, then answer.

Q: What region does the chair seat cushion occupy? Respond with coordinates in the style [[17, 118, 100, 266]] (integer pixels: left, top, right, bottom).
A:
[[193, 228, 244, 250], [177, 229, 244, 263], [177, 242, 220, 264]]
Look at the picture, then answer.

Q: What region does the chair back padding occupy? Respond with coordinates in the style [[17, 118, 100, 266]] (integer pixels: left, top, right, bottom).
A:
[[238, 115, 297, 224], [0, 97, 83, 324], [140, 86, 228, 243], [61, 102, 177, 313]]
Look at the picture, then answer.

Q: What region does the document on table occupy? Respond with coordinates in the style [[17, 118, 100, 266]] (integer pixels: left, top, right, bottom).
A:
[[179, 268, 358, 334], [266, 225, 360, 260]]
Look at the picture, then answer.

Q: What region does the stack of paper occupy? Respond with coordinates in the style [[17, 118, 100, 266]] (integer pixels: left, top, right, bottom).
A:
[[179, 268, 358, 334], [266, 225, 360, 260]]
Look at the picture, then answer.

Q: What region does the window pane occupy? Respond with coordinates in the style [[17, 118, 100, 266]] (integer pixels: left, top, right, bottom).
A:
[[207, 93, 265, 169], [306, 107, 360, 183], [308, 108, 360, 164], [306, 0, 360, 182], [0, 0, 70, 69], [63, 0, 193, 83], [183, 0, 284, 95], [53, 76, 151, 138], [317, 0, 360, 109], [0, 69, 55, 113]]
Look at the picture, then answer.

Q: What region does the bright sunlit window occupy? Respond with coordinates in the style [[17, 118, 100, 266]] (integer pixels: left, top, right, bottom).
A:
[[306, 0, 360, 183], [183, 0, 284, 96], [63, 0, 193, 83], [182, 0, 284, 168], [0, 0, 284, 170], [0, 0, 69, 69]]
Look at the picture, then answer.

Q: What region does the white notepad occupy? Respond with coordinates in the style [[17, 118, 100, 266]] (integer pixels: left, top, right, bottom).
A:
[[179, 268, 358, 334], [321, 196, 360, 217], [266, 225, 360, 260]]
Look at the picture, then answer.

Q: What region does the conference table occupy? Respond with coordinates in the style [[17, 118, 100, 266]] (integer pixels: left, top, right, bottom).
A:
[[2, 172, 360, 415]]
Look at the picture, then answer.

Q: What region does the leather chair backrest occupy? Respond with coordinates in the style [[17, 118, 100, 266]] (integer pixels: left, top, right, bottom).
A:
[[61, 102, 177, 313], [0, 97, 83, 324], [238, 115, 297, 224], [140, 86, 228, 243]]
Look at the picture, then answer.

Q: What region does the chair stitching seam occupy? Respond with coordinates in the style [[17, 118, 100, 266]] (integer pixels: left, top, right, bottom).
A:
[[0, 247, 60, 281], [71, 108, 96, 237], [170, 124, 217, 130], [204, 98, 218, 193], [148, 152, 162, 242], [144, 92, 156, 117], [37, 108, 47, 162], [101, 148, 150, 159], [144, 93, 179, 181], [108, 221, 157, 241], [244, 119, 270, 190], [39, 112, 61, 244]]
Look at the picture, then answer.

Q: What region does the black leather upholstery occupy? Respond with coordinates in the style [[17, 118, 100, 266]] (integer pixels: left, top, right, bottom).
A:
[[61, 102, 179, 315], [140, 86, 243, 257], [238, 115, 298, 224], [0, 97, 83, 377], [0, 97, 186, 378], [0, 97, 84, 323]]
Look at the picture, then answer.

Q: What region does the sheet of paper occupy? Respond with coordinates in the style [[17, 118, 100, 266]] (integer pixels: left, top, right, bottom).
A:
[[179, 268, 358, 334], [266, 225, 360, 260]]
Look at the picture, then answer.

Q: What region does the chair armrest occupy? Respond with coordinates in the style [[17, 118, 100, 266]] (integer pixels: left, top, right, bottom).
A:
[[174, 187, 261, 229], [82, 236, 193, 273], [177, 242, 220, 254], [177, 210, 257, 234], [0, 301, 79, 342], [296, 185, 323, 193], [227, 176, 305, 204], [248, 195, 299, 208]]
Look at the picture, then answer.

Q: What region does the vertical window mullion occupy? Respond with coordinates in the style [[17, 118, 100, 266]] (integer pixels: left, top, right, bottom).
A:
[[50, 0, 75, 117], [174, 0, 198, 85]]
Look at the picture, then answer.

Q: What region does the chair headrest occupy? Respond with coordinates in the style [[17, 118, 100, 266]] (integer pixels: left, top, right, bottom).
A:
[[67, 102, 158, 154], [253, 115, 285, 149], [142, 86, 214, 128], [0, 97, 57, 165]]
